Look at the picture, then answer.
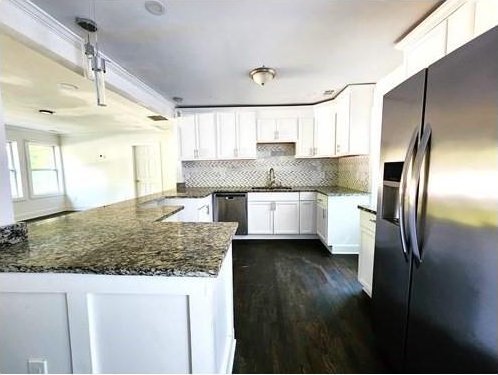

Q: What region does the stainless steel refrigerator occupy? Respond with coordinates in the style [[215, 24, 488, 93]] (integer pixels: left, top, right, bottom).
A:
[[372, 26, 497, 373]]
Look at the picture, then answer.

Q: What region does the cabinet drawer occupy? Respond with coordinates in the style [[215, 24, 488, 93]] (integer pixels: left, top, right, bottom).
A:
[[299, 192, 316, 201], [247, 192, 299, 202]]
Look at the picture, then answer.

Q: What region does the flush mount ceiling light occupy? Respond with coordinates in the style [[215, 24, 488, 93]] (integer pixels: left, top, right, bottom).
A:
[[145, 0, 166, 15], [249, 66, 276, 86]]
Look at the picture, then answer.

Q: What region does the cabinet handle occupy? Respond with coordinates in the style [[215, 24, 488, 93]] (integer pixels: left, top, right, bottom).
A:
[[274, 130, 279, 140], [206, 205, 210, 215], [234, 148, 238, 157], [314, 147, 317, 156], [271, 202, 276, 211]]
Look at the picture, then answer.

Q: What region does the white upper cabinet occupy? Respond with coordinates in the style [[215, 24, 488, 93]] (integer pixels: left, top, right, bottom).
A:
[[405, 21, 447, 77], [256, 108, 302, 142], [297, 103, 335, 158], [447, 1, 475, 53], [216, 112, 237, 159], [334, 85, 374, 157], [237, 112, 257, 158], [196, 113, 217, 159], [400, 0, 498, 79], [179, 113, 217, 161], [178, 115, 197, 161], [296, 118, 315, 157], [474, 0, 498, 37]]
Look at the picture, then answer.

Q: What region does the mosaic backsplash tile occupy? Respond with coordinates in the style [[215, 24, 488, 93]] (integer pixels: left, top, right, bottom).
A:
[[183, 143, 370, 191], [337, 155, 370, 192]]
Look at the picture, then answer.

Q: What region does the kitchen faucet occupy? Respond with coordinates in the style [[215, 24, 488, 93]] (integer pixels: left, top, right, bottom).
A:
[[268, 167, 276, 187]]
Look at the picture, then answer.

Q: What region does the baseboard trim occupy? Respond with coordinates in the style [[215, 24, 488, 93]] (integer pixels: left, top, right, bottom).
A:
[[234, 234, 318, 240]]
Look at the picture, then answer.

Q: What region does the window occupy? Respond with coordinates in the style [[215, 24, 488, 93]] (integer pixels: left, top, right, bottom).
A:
[[5, 141, 23, 199], [27, 143, 63, 196]]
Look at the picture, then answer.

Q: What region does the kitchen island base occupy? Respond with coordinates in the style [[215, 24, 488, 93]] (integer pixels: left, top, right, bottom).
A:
[[0, 247, 235, 374]]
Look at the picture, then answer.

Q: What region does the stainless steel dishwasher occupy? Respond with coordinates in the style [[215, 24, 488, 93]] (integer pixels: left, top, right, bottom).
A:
[[213, 193, 247, 235]]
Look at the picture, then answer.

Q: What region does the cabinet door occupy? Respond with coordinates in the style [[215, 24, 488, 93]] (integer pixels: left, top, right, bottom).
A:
[[299, 200, 316, 234], [296, 118, 315, 157], [276, 118, 298, 142], [257, 119, 277, 142], [178, 115, 197, 160], [197, 203, 212, 222], [474, 0, 498, 37], [316, 204, 328, 243], [237, 112, 257, 158], [447, 2, 475, 54], [248, 202, 274, 234], [314, 104, 336, 157], [335, 91, 351, 156], [358, 227, 375, 297], [196, 113, 217, 159], [405, 21, 447, 77], [217, 112, 237, 159], [274, 201, 300, 234]]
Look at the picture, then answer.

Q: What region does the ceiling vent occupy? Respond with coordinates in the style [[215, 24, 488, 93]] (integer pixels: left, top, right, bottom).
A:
[[148, 115, 168, 121]]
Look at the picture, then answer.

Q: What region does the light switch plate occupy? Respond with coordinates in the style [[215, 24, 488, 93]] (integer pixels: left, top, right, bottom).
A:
[[28, 359, 48, 374]]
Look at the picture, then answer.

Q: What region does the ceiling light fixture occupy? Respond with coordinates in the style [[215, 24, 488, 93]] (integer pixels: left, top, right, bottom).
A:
[[145, 0, 166, 16], [38, 109, 55, 115], [323, 89, 335, 96], [76, 5, 107, 107], [249, 66, 276, 86], [172, 96, 184, 104]]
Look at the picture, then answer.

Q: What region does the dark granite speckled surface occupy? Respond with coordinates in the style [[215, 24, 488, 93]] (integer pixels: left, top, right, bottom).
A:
[[0, 196, 237, 277], [157, 186, 368, 199]]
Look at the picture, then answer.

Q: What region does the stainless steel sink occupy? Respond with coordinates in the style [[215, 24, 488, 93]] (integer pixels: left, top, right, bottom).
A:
[[251, 186, 293, 191]]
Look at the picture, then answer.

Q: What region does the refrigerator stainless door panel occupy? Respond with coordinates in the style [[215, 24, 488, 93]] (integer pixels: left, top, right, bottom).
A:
[[372, 70, 426, 371], [405, 27, 498, 373]]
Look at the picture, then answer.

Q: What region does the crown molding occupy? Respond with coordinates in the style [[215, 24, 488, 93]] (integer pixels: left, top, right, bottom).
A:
[[0, 0, 174, 117], [395, 0, 469, 50]]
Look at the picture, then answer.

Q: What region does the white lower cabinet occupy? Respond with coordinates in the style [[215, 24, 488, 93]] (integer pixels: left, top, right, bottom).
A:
[[358, 209, 376, 297], [316, 193, 369, 254], [247, 193, 300, 235], [159, 195, 213, 222], [299, 200, 316, 234], [247, 201, 274, 234], [273, 202, 300, 234]]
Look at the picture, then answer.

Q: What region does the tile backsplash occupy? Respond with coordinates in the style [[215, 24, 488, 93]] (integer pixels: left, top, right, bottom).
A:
[[182, 143, 370, 191]]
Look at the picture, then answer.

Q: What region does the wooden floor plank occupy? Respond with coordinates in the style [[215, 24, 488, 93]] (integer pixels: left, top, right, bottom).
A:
[[232, 239, 386, 374]]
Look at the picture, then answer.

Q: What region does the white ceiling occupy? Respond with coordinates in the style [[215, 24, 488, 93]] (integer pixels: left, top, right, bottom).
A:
[[0, 33, 170, 134], [31, 0, 442, 107]]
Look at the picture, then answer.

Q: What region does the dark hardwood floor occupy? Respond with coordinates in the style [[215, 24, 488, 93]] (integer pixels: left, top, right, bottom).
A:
[[232, 239, 386, 374]]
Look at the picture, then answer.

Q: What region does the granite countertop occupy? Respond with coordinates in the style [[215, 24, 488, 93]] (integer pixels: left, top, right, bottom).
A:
[[157, 186, 368, 199], [0, 196, 238, 277], [358, 205, 377, 214]]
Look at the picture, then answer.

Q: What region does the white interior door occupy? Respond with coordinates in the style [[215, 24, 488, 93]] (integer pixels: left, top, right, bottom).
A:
[[133, 145, 163, 197]]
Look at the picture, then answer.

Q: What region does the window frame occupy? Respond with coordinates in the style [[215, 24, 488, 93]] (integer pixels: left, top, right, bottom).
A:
[[5, 140, 24, 201], [26, 141, 64, 198]]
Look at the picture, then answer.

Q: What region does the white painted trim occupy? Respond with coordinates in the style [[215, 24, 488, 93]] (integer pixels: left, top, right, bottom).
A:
[[66, 293, 93, 373], [395, 0, 469, 50], [0, 0, 175, 117], [234, 234, 318, 240], [225, 339, 236, 374]]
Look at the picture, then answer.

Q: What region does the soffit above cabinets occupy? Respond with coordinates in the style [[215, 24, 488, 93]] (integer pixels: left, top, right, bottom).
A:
[[0, 33, 171, 135], [31, 0, 442, 107]]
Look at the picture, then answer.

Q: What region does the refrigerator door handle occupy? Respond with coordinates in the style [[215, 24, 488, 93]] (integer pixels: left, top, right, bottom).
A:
[[408, 124, 432, 263], [399, 127, 419, 258]]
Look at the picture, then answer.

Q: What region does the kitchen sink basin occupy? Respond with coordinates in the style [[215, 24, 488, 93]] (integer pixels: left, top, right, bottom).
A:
[[251, 186, 293, 191]]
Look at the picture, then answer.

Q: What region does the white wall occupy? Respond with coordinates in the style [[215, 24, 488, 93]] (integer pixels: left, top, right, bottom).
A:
[[61, 128, 177, 210], [369, 65, 406, 209], [0, 88, 15, 226], [6, 126, 68, 221]]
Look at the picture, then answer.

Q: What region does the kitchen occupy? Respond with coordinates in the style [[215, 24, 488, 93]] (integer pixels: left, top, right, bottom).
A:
[[0, 0, 497, 374]]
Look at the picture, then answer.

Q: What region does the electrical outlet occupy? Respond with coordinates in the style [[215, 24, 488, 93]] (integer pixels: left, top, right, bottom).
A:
[[27, 359, 48, 374]]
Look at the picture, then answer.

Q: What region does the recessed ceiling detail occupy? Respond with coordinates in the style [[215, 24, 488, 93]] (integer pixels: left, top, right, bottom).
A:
[[31, 0, 442, 106], [144, 0, 166, 16]]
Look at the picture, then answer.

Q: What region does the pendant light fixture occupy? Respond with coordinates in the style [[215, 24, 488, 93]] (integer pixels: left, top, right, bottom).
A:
[[76, 2, 107, 107], [249, 66, 276, 86]]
